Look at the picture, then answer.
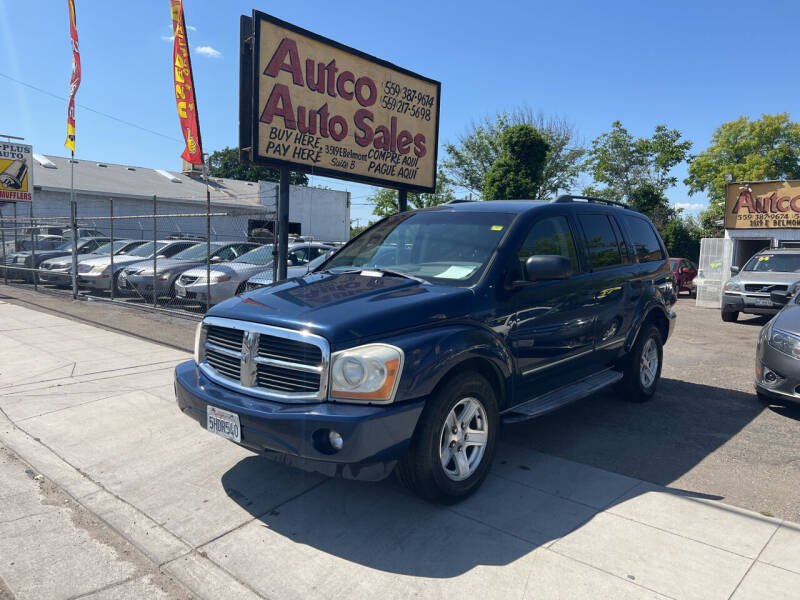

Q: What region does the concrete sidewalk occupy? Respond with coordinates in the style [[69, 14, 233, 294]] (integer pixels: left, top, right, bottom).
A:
[[0, 300, 799, 600]]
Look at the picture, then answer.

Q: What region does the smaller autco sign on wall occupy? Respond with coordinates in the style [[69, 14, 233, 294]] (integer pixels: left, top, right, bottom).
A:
[[0, 143, 33, 202], [725, 180, 800, 229], [239, 11, 440, 193]]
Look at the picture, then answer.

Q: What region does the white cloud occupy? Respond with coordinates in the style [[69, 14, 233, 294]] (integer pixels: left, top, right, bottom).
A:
[[673, 202, 705, 211], [195, 45, 222, 58], [187, 25, 197, 31], [161, 35, 174, 41]]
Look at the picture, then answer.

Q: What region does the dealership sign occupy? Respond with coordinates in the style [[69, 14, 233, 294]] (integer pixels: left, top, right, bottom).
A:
[[239, 11, 440, 193], [725, 180, 800, 229], [0, 143, 33, 202]]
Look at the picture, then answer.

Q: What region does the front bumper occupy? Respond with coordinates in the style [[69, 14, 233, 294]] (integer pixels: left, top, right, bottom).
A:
[[78, 271, 113, 291], [755, 336, 800, 405], [174, 360, 425, 481], [723, 292, 781, 316], [174, 280, 233, 305], [123, 273, 172, 296], [39, 268, 71, 284]]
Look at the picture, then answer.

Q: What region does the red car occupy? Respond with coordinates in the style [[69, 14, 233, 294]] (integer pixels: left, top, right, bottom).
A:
[[669, 257, 698, 297]]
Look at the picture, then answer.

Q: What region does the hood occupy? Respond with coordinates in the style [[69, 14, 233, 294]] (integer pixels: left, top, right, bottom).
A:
[[733, 271, 800, 285], [181, 262, 270, 279], [770, 301, 800, 335], [148, 258, 204, 272], [81, 254, 151, 268], [208, 271, 474, 346]]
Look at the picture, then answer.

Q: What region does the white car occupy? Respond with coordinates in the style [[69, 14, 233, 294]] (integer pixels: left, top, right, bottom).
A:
[[245, 247, 335, 292], [175, 243, 334, 305], [39, 239, 147, 286]]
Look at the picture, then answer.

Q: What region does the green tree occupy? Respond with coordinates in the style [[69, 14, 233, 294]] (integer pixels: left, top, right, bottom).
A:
[[443, 109, 585, 200], [483, 125, 550, 200], [627, 183, 677, 229], [583, 121, 692, 201], [369, 170, 456, 218], [660, 217, 702, 261], [206, 147, 308, 185], [685, 113, 800, 232], [349, 220, 374, 238]]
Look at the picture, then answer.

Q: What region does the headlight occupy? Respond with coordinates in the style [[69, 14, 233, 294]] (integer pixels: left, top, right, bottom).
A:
[[768, 327, 800, 359], [90, 264, 108, 274], [156, 270, 172, 281], [329, 343, 403, 403], [210, 272, 231, 283], [193, 322, 204, 363], [723, 280, 741, 292]]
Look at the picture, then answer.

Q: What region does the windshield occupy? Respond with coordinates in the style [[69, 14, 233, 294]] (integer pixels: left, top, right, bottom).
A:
[[323, 211, 515, 286], [742, 253, 800, 273], [55, 240, 73, 251], [233, 245, 273, 265], [127, 241, 166, 258], [172, 242, 223, 261], [94, 242, 114, 255]]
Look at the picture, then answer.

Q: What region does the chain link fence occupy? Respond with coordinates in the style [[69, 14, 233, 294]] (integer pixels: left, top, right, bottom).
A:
[[1, 196, 279, 317]]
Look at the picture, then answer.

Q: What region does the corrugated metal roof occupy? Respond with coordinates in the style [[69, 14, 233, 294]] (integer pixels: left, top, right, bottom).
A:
[[33, 155, 264, 207]]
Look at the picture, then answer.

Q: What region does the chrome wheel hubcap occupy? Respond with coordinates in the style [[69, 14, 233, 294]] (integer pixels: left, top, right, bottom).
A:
[[640, 338, 659, 388], [439, 397, 488, 481]]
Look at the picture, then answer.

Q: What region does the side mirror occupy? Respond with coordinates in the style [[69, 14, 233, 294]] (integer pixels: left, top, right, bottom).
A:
[[524, 255, 572, 282], [771, 290, 791, 305], [730, 266, 740, 275]]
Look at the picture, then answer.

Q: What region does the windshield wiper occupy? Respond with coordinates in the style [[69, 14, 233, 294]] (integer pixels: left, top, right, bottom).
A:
[[360, 268, 426, 284]]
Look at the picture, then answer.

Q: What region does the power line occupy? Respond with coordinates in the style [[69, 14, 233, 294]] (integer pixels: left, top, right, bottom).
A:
[[0, 72, 183, 143]]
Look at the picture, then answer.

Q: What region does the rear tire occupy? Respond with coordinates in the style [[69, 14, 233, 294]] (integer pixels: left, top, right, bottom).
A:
[[396, 372, 498, 504], [617, 324, 662, 403], [721, 310, 739, 322]]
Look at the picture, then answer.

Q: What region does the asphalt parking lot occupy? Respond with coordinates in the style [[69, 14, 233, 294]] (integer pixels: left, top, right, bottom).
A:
[[1, 288, 800, 599]]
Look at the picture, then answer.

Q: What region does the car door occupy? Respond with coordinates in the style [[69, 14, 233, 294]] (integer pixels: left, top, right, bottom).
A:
[[576, 212, 635, 367], [499, 213, 598, 400]]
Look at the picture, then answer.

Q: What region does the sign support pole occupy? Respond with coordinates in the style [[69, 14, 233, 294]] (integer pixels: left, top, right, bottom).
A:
[[70, 152, 78, 299], [277, 167, 289, 281], [398, 189, 408, 212]]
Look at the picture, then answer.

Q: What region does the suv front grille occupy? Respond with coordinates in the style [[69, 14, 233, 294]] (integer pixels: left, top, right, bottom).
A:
[[744, 283, 788, 293], [199, 317, 329, 403]]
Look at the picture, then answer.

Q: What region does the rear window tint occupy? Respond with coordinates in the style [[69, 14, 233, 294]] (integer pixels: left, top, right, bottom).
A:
[[578, 214, 624, 269], [623, 216, 664, 263]]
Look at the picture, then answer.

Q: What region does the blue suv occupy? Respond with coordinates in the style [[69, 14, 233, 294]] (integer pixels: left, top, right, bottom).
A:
[[175, 197, 676, 503]]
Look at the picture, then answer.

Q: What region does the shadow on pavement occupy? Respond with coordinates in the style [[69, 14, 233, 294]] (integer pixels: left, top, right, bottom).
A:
[[221, 378, 763, 577]]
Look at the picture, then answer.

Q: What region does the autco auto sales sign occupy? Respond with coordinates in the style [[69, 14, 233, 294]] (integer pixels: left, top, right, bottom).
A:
[[0, 143, 33, 202], [240, 11, 440, 193], [725, 180, 800, 229]]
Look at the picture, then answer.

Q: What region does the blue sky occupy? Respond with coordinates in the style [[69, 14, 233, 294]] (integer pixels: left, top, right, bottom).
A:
[[1, 0, 798, 225]]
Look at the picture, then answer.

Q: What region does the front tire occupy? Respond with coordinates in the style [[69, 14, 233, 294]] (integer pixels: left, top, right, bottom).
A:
[[617, 324, 663, 403], [397, 372, 498, 504], [721, 310, 739, 322]]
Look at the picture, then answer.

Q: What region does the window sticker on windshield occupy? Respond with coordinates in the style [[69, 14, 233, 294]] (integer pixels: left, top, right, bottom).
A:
[[490, 225, 503, 231], [436, 265, 477, 279], [757, 255, 774, 262]]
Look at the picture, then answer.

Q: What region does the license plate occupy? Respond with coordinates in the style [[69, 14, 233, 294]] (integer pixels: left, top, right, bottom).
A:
[[176, 285, 186, 297], [206, 405, 241, 442], [752, 296, 772, 306]]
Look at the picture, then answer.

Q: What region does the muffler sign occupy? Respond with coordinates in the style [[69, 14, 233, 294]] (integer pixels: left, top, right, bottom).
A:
[[240, 11, 440, 193], [0, 143, 33, 202]]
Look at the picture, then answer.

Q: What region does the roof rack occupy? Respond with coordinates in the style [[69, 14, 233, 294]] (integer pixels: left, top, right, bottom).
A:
[[552, 194, 630, 209]]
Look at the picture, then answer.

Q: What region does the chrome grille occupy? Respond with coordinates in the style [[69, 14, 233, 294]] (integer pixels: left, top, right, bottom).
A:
[[258, 335, 322, 366], [744, 283, 788, 293], [198, 317, 329, 403]]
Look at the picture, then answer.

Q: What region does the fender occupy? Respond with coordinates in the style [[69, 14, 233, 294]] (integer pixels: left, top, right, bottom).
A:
[[625, 299, 671, 352], [384, 324, 514, 408]]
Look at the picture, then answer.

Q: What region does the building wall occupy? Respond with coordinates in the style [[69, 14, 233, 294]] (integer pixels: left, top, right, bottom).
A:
[[259, 182, 350, 242], [0, 191, 272, 242]]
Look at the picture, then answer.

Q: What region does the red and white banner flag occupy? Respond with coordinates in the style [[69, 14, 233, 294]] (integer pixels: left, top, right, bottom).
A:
[[170, 0, 203, 165], [64, 0, 81, 153]]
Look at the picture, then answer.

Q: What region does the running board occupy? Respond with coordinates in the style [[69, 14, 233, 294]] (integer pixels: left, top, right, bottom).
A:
[[502, 368, 623, 424]]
